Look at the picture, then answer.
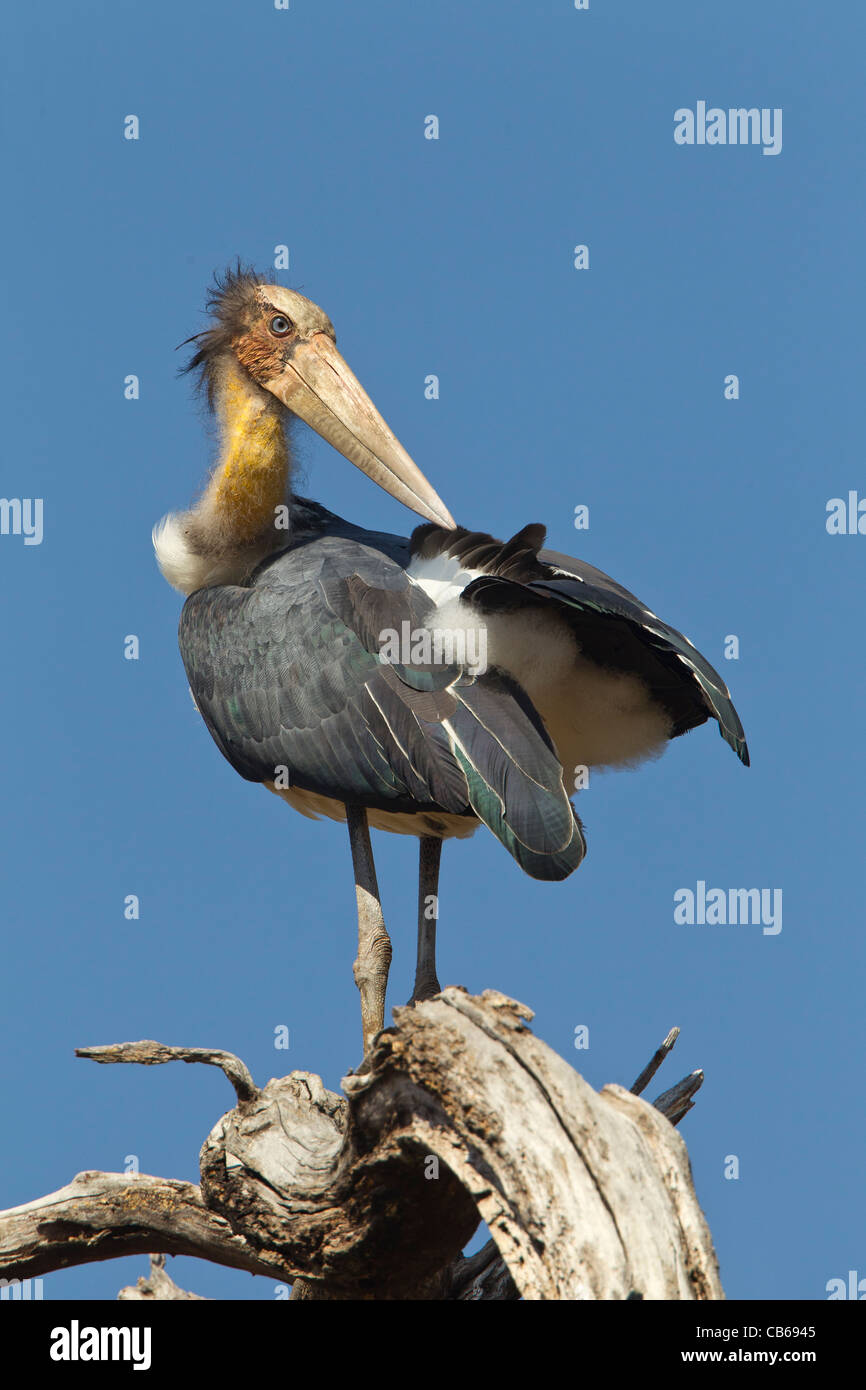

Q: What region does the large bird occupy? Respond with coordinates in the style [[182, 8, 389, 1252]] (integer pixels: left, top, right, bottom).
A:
[[155, 267, 748, 1057]]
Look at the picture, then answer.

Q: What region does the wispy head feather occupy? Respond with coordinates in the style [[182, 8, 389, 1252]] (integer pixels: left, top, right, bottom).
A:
[[180, 262, 271, 407]]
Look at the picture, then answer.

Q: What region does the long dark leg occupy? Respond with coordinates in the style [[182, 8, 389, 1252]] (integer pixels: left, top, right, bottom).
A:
[[346, 805, 392, 1056], [409, 835, 443, 1003]]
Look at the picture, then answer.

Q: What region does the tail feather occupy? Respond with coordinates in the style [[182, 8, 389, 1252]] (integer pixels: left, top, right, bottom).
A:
[[445, 674, 586, 881]]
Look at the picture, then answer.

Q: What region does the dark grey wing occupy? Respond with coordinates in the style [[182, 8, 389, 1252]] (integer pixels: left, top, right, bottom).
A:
[[180, 532, 585, 881], [533, 547, 749, 766], [411, 523, 750, 767], [179, 540, 463, 814]]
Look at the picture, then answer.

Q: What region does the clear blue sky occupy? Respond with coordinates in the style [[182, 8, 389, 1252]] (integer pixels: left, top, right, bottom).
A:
[[1, 1, 863, 1300]]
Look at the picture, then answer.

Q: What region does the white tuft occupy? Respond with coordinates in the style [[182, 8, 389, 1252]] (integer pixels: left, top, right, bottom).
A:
[[153, 513, 213, 595], [406, 551, 484, 605], [153, 512, 275, 596]]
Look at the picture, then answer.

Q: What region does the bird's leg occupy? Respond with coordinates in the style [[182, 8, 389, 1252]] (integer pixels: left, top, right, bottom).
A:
[[346, 804, 392, 1058], [409, 835, 443, 1004]]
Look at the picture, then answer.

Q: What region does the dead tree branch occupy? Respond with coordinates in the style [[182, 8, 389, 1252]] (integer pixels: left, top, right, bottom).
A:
[[631, 1026, 681, 1095], [118, 1253, 206, 1300], [0, 1172, 291, 1282], [76, 1042, 257, 1104]]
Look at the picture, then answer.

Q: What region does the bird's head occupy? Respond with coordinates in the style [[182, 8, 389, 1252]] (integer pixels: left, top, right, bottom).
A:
[[185, 266, 455, 528]]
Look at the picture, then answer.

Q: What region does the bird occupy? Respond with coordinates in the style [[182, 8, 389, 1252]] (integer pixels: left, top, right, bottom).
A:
[[155, 266, 748, 1058]]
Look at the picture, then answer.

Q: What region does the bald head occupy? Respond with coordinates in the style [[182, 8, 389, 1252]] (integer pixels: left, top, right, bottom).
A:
[[182, 264, 455, 530], [184, 267, 335, 404]]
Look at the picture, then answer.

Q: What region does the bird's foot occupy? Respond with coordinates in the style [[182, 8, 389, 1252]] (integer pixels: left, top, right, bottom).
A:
[[406, 975, 441, 1007]]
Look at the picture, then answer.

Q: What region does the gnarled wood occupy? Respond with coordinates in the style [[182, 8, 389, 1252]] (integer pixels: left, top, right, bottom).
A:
[[0, 989, 722, 1300]]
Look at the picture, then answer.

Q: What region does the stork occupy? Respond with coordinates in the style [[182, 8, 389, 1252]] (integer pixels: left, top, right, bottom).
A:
[[155, 267, 748, 1058]]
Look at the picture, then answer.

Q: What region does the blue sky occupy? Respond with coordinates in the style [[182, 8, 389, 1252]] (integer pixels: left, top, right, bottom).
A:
[[1, 1, 863, 1300]]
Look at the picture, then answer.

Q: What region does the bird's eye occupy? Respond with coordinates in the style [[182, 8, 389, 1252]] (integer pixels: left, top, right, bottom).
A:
[[269, 315, 293, 337]]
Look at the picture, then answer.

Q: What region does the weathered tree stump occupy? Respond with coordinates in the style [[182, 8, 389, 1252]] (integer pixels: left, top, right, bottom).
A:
[[0, 988, 722, 1300]]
